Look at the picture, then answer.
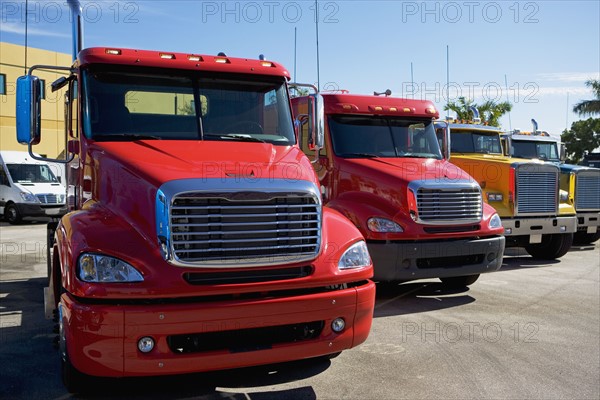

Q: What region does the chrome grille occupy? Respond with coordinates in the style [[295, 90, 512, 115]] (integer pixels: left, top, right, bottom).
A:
[[516, 165, 558, 215], [36, 194, 63, 204], [170, 191, 321, 266], [414, 181, 482, 224], [575, 170, 600, 211]]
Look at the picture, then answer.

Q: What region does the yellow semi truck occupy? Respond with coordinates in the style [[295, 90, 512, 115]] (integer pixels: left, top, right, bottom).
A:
[[437, 121, 577, 259], [501, 129, 600, 245]]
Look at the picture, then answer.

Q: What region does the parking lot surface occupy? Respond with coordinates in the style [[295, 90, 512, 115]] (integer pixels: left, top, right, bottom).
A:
[[1, 221, 598, 399]]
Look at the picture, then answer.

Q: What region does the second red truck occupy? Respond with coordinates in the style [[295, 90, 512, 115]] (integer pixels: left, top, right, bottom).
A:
[[292, 90, 505, 287]]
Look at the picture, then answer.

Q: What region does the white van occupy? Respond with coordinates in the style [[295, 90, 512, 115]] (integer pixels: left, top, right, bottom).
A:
[[0, 151, 67, 224]]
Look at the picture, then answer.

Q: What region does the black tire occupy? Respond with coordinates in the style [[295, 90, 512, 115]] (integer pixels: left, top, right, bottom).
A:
[[525, 233, 574, 259], [573, 231, 600, 245], [439, 274, 480, 288], [62, 348, 95, 394], [60, 304, 91, 394], [46, 222, 58, 285], [5, 204, 22, 225], [326, 351, 342, 360]]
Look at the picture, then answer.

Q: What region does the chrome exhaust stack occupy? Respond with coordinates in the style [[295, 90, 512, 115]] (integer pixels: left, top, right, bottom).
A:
[[67, 0, 84, 61]]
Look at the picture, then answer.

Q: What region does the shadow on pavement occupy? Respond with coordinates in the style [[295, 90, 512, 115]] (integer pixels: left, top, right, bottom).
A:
[[58, 359, 326, 399], [374, 281, 475, 318]]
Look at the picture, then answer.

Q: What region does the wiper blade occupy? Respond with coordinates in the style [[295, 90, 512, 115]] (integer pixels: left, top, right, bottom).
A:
[[210, 134, 266, 143], [399, 154, 432, 159], [338, 152, 379, 158], [93, 134, 162, 141]]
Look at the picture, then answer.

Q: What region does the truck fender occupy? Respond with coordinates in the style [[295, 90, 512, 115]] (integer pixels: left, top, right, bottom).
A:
[[326, 191, 407, 237]]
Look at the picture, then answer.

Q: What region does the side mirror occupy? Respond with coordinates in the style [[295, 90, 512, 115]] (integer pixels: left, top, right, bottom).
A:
[[16, 75, 42, 145], [500, 137, 509, 156], [560, 143, 566, 162], [68, 139, 80, 155], [306, 94, 325, 154], [435, 122, 450, 160]]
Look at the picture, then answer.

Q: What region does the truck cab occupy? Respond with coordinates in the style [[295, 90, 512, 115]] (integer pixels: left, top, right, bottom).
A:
[[292, 91, 505, 287], [442, 122, 577, 258], [16, 48, 375, 392], [501, 130, 600, 245]]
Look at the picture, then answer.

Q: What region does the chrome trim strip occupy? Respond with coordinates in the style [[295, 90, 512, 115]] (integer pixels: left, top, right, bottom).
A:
[[408, 178, 483, 225], [156, 178, 322, 268]]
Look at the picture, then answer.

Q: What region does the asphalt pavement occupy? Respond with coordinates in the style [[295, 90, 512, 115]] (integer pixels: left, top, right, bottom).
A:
[[1, 220, 598, 399]]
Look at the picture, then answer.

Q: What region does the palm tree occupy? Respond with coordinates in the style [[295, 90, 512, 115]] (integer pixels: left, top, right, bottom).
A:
[[444, 97, 512, 127], [573, 79, 600, 116], [444, 97, 476, 120], [479, 100, 513, 127]]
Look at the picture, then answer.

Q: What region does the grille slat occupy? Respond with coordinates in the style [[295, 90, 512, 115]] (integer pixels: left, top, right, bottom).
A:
[[36, 193, 63, 204], [175, 235, 320, 245], [173, 227, 320, 237], [175, 243, 319, 255], [416, 186, 482, 224], [575, 172, 600, 211], [516, 168, 558, 214], [170, 192, 321, 265], [173, 211, 319, 219]]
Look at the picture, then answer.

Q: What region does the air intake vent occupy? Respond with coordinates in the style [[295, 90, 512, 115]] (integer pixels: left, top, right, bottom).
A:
[[156, 179, 322, 268], [575, 170, 600, 211], [412, 179, 482, 225], [516, 164, 558, 215]]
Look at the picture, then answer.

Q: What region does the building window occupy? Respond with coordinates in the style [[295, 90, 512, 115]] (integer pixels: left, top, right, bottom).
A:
[[0, 74, 6, 95], [39, 79, 46, 100]]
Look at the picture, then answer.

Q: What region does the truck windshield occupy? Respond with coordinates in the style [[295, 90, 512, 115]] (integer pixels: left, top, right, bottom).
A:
[[511, 140, 560, 161], [328, 115, 443, 159], [7, 164, 59, 184], [450, 130, 502, 154], [81, 66, 295, 145]]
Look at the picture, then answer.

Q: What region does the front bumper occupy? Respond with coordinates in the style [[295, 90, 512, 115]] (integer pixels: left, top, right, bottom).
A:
[[60, 281, 375, 377], [367, 236, 505, 282], [14, 203, 67, 218], [576, 212, 600, 233], [502, 216, 578, 237]]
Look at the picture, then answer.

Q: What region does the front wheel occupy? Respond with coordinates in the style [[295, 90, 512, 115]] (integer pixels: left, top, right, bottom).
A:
[[62, 351, 90, 394], [525, 233, 573, 259], [573, 231, 600, 245], [439, 274, 480, 288], [59, 303, 91, 394], [5, 204, 22, 225]]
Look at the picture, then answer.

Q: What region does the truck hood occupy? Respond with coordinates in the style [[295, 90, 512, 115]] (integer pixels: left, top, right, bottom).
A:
[[85, 140, 317, 242], [91, 140, 315, 185], [335, 157, 477, 217], [559, 163, 598, 174], [339, 157, 475, 184], [13, 182, 66, 197]]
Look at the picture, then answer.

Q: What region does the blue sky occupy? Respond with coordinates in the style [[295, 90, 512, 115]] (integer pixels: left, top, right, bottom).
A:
[[2, 0, 599, 136]]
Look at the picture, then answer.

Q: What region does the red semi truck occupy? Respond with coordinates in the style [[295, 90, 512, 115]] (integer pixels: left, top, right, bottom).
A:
[[14, 6, 375, 391], [291, 90, 505, 287]]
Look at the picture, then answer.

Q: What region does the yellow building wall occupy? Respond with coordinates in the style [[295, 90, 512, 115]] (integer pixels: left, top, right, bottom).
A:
[[1, 42, 72, 158]]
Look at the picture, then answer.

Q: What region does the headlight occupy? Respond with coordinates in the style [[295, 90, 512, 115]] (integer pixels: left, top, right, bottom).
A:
[[367, 217, 403, 233], [559, 190, 569, 202], [488, 213, 502, 229], [20, 192, 39, 203], [338, 241, 371, 270], [78, 253, 144, 283], [486, 193, 503, 202]]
